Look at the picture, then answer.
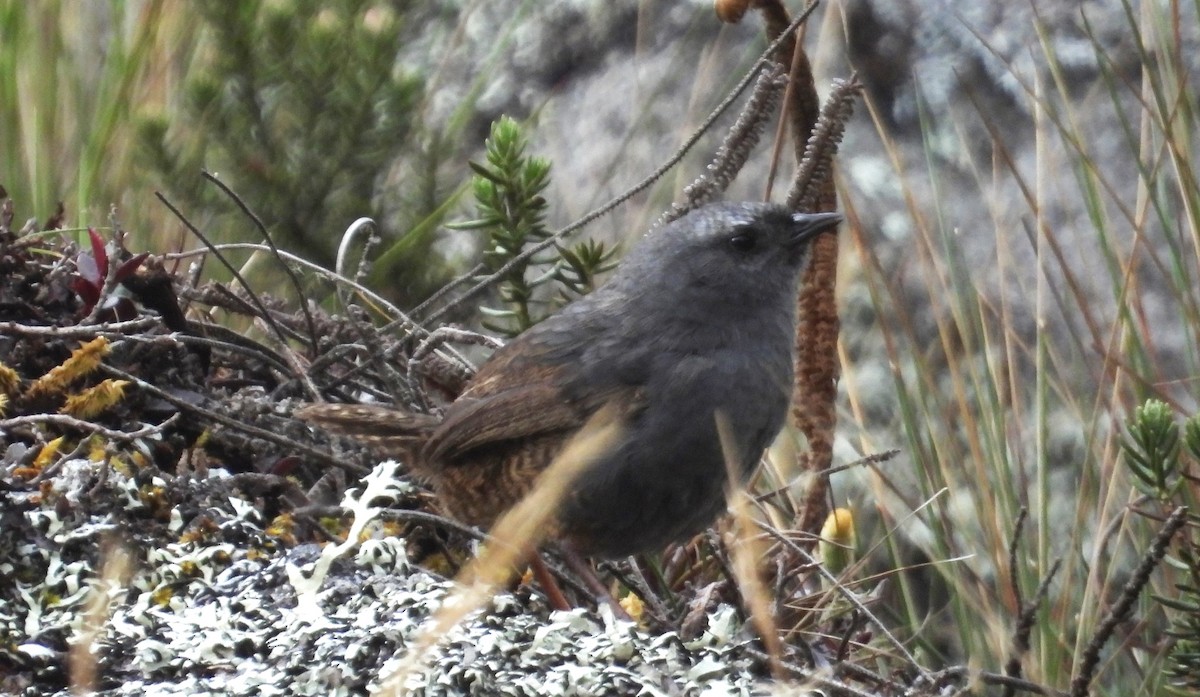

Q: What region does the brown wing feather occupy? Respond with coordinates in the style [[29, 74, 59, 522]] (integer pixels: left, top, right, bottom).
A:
[[423, 310, 636, 469], [423, 371, 584, 465]]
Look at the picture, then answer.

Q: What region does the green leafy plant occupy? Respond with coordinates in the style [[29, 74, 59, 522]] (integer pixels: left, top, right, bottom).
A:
[[454, 116, 617, 336]]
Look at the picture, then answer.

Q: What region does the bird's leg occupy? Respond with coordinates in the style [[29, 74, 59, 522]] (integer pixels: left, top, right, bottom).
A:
[[559, 545, 631, 620], [529, 554, 571, 611]]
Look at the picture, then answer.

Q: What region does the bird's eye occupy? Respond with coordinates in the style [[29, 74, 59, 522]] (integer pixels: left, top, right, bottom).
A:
[[728, 232, 758, 252]]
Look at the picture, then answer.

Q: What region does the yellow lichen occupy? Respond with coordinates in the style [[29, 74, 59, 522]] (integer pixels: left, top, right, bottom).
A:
[[619, 592, 646, 624], [60, 379, 130, 419], [151, 586, 175, 606], [32, 436, 66, 470], [0, 361, 20, 395], [267, 513, 298, 547], [26, 336, 111, 398]]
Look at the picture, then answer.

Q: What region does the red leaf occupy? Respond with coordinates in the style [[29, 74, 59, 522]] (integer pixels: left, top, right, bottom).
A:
[[269, 456, 300, 476], [87, 227, 108, 277], [115, 252, 149, 281], [70, 277, 100, 310]]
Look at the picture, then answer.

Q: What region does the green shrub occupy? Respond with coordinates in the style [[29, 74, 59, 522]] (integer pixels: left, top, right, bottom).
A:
[[139, 0, 451, 304]]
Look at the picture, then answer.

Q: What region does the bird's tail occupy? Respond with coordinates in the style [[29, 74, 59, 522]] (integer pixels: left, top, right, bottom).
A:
[[295, 403, 439, 462]]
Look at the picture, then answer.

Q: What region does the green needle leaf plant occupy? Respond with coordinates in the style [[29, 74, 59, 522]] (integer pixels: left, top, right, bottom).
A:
[[1120, 399, 1200, 693], [453, 116, 617, 336], [1122, 399, 1187, 500]]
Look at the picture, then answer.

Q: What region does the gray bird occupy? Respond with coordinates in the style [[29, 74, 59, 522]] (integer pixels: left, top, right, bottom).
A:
[[299, 202, 841, 560]]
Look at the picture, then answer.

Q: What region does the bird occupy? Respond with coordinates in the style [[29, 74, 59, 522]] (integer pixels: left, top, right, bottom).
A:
[[297, 202, 841, 561]]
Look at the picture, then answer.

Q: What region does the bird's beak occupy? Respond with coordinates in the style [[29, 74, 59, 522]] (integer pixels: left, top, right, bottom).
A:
[[788, 211, 842, 246]]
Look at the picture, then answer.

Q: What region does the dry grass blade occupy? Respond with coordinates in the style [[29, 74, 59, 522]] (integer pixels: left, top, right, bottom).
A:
[[68, 537, 132, 693], [377, 408, 623, 694], [715, 411, 785, 678]]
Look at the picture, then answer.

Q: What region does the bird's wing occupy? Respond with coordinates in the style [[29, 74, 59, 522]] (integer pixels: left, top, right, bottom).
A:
[[422, 318, 648, 465], [423, 292, 652, 466], [422, 322, 589, 464], [423, 378, 586, 464]]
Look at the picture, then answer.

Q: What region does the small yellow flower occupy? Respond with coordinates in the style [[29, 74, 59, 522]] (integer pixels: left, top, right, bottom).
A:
[[819, 507, 857, 574]]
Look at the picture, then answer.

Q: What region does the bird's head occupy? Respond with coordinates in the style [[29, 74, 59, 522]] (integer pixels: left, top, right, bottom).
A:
[[613, 202, 842, 309]]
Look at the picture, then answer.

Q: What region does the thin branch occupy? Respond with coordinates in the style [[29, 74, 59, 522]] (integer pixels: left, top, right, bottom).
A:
[[743, 646, 890, 697], [2, 318, 161, 337], [170, 326, 295, 377], [27, 438, 93, 485], [925, 666, 1069, 696], [1004, 507, 1064, 697], [164, 244, 416, 330], [163, 247, 479, 371], [1070, 506, 1188, 697], [0, 413, 181, 444], [155, 191, 320, 400], [407, 327, 500, 381], [758, 521, 927, 677], [202, 170, 320, 350], [99, 364, 364, 476]]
